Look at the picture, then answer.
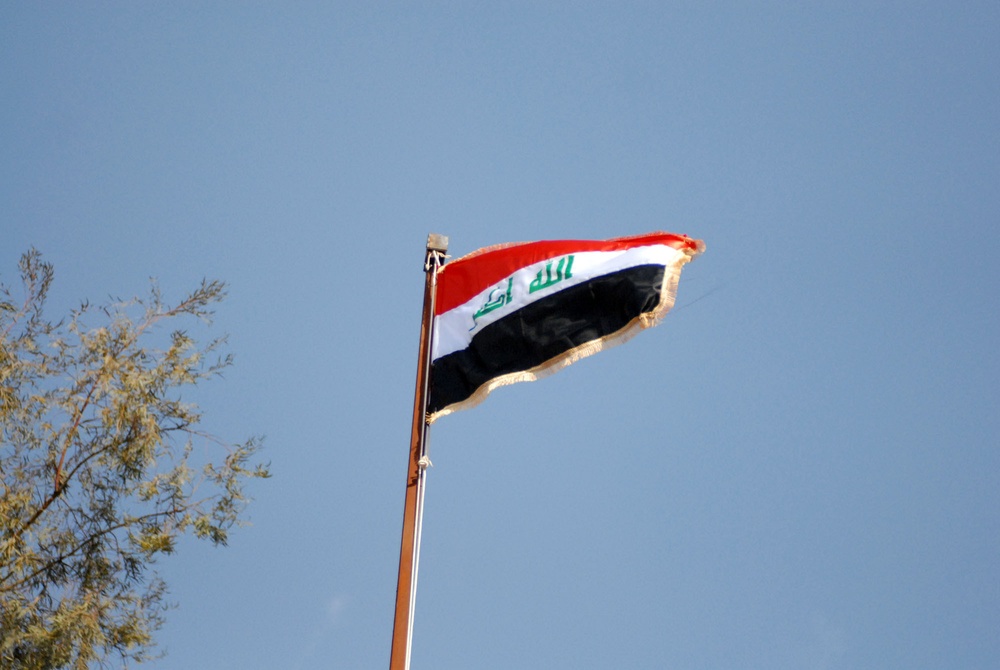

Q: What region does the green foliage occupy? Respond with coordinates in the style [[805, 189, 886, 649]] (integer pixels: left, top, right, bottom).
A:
[[0, 250, 269, 669]]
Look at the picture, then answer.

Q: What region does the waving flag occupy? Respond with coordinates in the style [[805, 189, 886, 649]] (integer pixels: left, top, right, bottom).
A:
[[427, 232, 704, 422]]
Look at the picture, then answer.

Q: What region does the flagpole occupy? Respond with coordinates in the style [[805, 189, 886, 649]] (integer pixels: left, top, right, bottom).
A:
[[389, 233, 448, 670]]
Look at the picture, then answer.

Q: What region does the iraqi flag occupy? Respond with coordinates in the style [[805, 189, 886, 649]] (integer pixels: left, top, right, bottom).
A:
[[428, 231, 705, 423]]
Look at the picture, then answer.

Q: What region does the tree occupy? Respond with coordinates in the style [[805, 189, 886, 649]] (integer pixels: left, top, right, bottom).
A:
[[0, 250, 269, 669]]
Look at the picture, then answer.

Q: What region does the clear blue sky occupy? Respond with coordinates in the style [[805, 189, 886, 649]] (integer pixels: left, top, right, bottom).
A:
[[3, 3, 998, 669]]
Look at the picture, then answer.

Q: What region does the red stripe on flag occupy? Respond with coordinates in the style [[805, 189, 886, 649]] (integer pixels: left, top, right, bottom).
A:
[[434, 232, 701, 315]]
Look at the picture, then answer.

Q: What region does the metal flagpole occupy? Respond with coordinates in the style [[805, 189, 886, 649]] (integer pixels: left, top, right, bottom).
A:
[[389, 233, 448, 670]]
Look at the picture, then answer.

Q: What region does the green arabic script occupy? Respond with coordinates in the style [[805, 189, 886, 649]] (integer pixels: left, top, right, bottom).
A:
[[529, 255, 574, 293], [469, 254, 577, 331], [471, 277, 513, 329]]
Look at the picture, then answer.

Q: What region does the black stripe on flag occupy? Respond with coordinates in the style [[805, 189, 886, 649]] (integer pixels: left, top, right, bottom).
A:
[[428, 264, 666, 415]]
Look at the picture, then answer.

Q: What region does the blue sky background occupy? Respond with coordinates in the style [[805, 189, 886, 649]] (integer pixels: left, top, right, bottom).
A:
[[3, 3, 998, 669]]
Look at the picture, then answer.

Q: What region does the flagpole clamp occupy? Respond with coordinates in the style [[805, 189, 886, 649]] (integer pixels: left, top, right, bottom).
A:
[[424, 233, 449, 273]]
